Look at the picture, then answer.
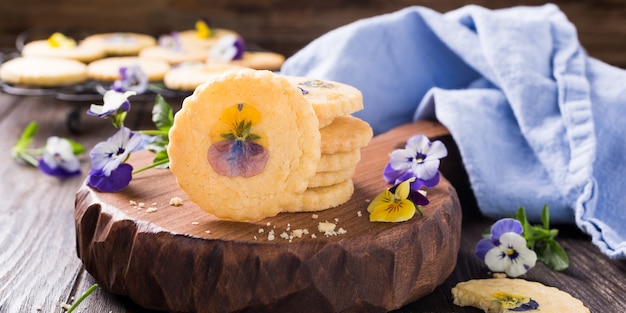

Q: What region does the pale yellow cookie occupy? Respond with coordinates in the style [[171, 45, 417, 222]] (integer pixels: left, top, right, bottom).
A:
[[284, 179, 354, 213], [87, 57, 170, 82], [168, 69, 321, 221], [211, 51, 285, 71], [316, 149, 361, 173], [82, 32, 157, 56], [21, 39, 105, 63], [452, 278, 590, 313], [164, 63, 246, 91], [0, 56, 87, 87], [320, 115, 373, 154], [309, 167, 356, 188], [139, 46, 208, 65], [281, 76, 364, 128], [178, 28, 240, 50]]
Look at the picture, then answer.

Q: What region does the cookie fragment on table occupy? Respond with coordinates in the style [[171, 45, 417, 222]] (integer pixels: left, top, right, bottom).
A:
[[452, 278, 590, 313]]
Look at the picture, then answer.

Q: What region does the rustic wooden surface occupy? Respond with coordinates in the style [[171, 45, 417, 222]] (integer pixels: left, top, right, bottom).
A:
[[74, 123, 462, 312], [0, 89, 625, 312], [2, 1, 626, 67]]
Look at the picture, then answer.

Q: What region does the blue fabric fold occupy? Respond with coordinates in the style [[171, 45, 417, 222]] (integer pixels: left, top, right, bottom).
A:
[[280, 4, 626, 258]]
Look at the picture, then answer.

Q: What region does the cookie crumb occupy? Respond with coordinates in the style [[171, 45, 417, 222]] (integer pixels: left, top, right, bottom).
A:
[[191, 221, 199, 225], [311, 214, 319, 219], [169, 196, 183, 206], [357, 211, 362, 217], [146, 207, 157, 213], [204, 230, 211, 234], [267, 230, 275, 241]]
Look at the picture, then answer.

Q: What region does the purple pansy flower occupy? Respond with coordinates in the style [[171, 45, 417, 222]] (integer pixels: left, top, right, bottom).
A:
[[476, 218, 537, 277], [383, 134, 447, 190], [111, 64, 148, 94], [87, 127, 142, 192], [38, 136, 81, 178], [87, 90, 136, 118], [208, 35, 246, 63]]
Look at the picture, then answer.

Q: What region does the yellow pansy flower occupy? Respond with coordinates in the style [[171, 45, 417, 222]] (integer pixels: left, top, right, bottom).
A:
[[196, 19, 212, 39], [368, 177, 418, 222]]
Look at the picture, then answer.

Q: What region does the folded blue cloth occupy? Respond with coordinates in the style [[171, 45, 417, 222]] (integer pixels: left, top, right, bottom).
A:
[[280, 4, 626, 258]]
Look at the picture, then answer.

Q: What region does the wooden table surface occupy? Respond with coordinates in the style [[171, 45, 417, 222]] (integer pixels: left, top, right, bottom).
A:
[[0, 88, 625, 313]]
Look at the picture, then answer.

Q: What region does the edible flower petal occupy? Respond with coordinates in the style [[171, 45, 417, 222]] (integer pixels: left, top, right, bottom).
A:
[[111, 64, 148, 94], [158, 32, 183, 52], [484, 232, 537, 277], [47, 32, 76, 48], [87, 90, 136, 118], [492, 292, 539, 311], [208, 35, 246, 63], [89, 127, 142, 177], [208, 103, 268, 178], [383, 134, 447, 190], [195, 18, 212, 38], [368, 177, 421, 222], [38, 136, 81, 178], [87, 163, 133, 193], [476, 218, 524, 260]]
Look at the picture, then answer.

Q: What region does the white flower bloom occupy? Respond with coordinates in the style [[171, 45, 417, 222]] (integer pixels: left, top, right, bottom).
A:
[[484, 232, 537, 277]]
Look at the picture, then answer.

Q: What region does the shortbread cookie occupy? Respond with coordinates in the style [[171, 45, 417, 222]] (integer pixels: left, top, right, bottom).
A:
[[309, 167, 356, 188], [0, 56, 87, 87], [87, 57, 170, 82], [82, 32, 157, 56], [281, 76, 364, 128], [139, 46, 208, 65], [218, 51, 285, 71], [168, 69, 321, 221], [316, 149, 361, 173], [284, 179, 354, 212], [452, 278, 590, 313], [164, 63, 245, 91], [320, 115, 373, 154], [21, 39, 105, 63]]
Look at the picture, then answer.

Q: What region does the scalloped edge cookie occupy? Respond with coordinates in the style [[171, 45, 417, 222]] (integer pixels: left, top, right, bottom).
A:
[[0, 56, 87, 87], [168, 69, 321, 221]]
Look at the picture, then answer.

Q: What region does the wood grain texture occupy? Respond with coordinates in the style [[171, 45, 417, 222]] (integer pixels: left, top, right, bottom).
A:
[[74, 121, 462, 313], [1, 1, 626, 66]]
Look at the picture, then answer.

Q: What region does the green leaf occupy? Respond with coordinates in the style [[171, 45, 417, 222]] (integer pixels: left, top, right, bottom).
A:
[[152, 149, 170, 169], [537, 239, 569, 271], [12, 121, 38, 157], [541, 204, 550, 230], [152, 94, 174, 131], [67, 139, 86, 156]]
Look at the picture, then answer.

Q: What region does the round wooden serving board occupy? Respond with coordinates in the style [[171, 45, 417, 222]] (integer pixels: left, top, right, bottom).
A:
[[74, 121, 462, 313]]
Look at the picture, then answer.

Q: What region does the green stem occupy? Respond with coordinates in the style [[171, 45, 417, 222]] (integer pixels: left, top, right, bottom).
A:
[[66, 283, 98, 313], [132, 158, 169, 174], [138, 129, 169, 136]]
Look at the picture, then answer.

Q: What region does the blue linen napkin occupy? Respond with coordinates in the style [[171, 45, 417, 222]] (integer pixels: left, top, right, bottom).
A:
[[280, 4, 626, 258]]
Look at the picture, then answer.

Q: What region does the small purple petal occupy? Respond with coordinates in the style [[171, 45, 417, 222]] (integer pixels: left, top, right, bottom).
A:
[[475, 238, 496, 260], [383, 162, 404, 184], [232, 37, 246, 60], [38, 158, 81, 178], [408, 190, 429, 206], [87, 163, 133, 192], [491, 218, 524, 241], [411, 172, 440, 190]]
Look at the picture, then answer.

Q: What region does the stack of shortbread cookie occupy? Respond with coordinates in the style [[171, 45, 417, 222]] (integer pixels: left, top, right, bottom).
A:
[[168, 69, 372, 221], [280, 76, 372, 213]]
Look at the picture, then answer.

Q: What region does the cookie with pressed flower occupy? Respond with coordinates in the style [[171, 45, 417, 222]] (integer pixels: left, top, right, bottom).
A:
[[320, 115, 373, 154], [87, 56, 170, 82], [284, 179, 354, 213], [178, 28, 240, 50], [164, 63, 246, 91], [281, 76, 364, 128], [218, 51, 285, 71], [139, 46, 209, 65], [21, 35, 106, 63], [452, 278, 590, 313], [82, 32, 157, 56], [0, 56, 87, 87], [167, 69, 321, 221], [316, 149, 361, 173]]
